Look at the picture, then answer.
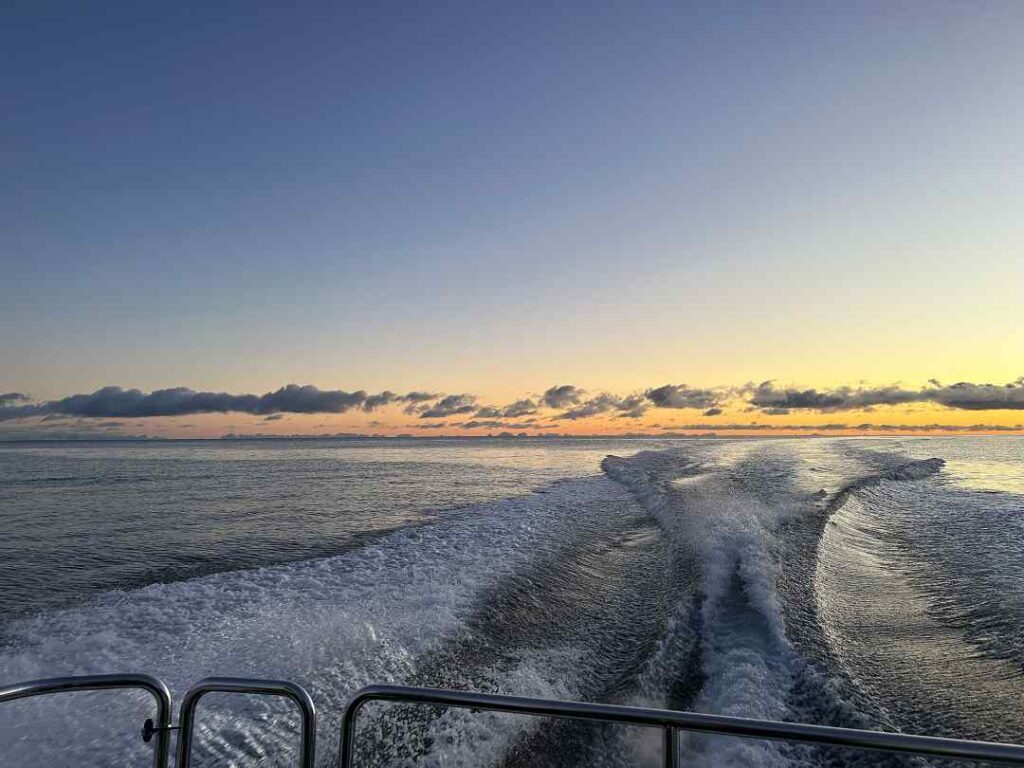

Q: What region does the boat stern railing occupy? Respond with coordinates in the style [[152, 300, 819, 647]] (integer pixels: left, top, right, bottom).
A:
[[4, 674, 1024, 767], [340, 684, 1024, 768], [0, 673, 173, 768], [0, 674, 315, 768]]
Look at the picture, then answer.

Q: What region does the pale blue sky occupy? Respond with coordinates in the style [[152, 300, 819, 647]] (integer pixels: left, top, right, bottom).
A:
[[3, 2, 1022, 401]]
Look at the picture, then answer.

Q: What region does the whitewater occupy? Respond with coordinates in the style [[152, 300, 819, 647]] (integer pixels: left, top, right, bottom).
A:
[[1, 437, 1022, 766]]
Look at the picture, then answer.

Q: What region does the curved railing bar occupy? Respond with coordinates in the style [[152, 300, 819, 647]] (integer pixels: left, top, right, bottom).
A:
[[175, 676, 316, 768], [338, 684, 1024, 768], [0, 673, 173, 768], [5, 675, 1024, 768]]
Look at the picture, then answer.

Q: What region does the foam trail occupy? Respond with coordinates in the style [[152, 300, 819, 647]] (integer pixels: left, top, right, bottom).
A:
[[0, 475, 638, 767], [599, 447, 956, 767], [671, 479, 795, 768], [602, 451, 796, 767]]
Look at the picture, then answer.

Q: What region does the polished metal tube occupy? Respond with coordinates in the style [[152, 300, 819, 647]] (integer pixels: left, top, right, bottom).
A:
[[0, 673, 173, 768]]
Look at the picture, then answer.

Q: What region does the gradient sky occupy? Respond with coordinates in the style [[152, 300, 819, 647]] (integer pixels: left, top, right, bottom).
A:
[[2, 2, 1022, 437]]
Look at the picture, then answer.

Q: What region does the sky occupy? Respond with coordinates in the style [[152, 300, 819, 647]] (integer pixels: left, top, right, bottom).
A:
[[2, 2, 1022, 438]]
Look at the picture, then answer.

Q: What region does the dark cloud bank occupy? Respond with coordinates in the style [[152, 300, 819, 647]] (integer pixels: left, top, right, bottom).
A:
[[0, 385, 423, 421], [2, 378, 1023, 433], [747, 379, 1024, 412]]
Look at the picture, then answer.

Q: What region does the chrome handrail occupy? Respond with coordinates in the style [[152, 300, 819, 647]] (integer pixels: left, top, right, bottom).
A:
[[176, 676, 316, 768], [5, 675, 1024, 767], [0, 673, 173, 768], [338, 684, 1024, 768]]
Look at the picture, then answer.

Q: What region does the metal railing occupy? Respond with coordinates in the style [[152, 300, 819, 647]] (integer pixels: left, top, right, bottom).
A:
[[0, 673, 173, 768], [0, 674, 316, 768], [5, 674, 1024, 767], [339, 684, 1024, 768]]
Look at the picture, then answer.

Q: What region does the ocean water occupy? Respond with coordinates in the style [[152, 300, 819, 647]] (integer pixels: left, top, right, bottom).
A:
[[0, 436, 1022, 766]]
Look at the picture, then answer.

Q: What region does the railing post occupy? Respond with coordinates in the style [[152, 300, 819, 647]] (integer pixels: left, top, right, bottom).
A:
[[664, 725, 677, 768], [338, 693, 370, 768]]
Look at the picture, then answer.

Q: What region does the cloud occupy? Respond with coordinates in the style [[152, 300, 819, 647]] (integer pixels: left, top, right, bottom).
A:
[[555, 394, 618, 420], [256, 385, 367, 414], [4, 376, 1024, 432], [402, 391, 440, 403], [747, 381, 918, 411], [400, 391, 448, 415], [0, 384, 396, 421], [645, 384, 722, 410], [541, 385, 584, 409], [0, 401, 45, 420], [419, 394, 477, 418], [262, 414, 284, 421], [930, 379, 1024, 410], [661, 422, 1024, 433], [475, 398, 539, 419], [612, 394, 649, 419], [747, 378, 1024, 412], [361, 391, 398, 411], [556, 393, 648, 420], [501, 398, 539, 418], [365, 391, 443, 412]]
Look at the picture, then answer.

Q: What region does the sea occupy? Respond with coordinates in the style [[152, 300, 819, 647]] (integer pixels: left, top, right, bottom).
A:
[[0, 436, 1022, 767]]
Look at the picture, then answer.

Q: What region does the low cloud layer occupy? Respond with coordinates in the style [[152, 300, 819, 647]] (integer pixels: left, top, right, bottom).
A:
[[0, 385, 442, 421], [3, 377, 1024, 434], [661, 422, 1024, 432], [747, 379, 1024, 412]]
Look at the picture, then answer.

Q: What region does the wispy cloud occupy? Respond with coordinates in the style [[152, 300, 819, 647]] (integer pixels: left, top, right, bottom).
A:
[[541, 385, 585, 409], [418, 394, 477, 418], [475, 399, 539, 419], [363, 391, 443, 412], [555, 393, 648, 420]]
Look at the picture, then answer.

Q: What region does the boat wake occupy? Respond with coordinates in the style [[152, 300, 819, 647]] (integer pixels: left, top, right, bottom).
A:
[[1, 440, 1022, 766]]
